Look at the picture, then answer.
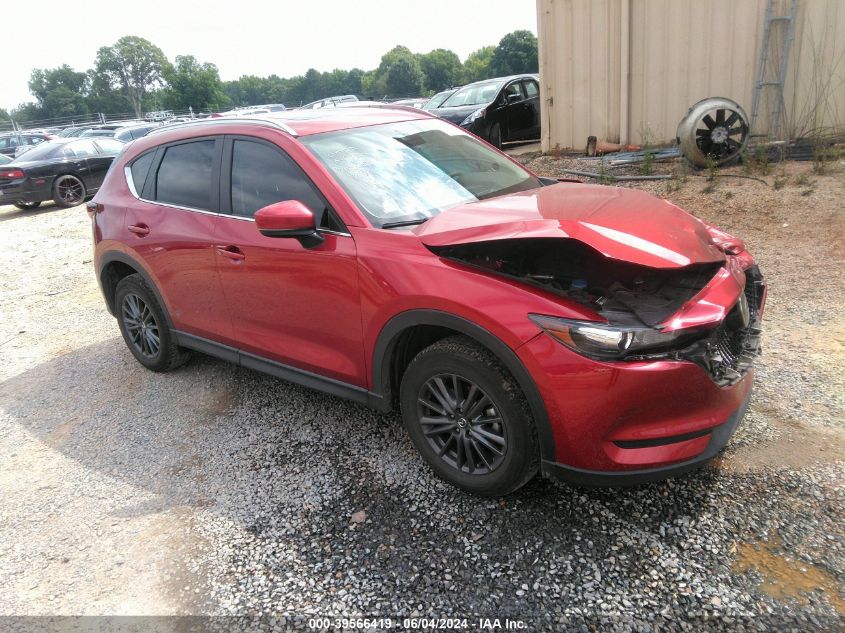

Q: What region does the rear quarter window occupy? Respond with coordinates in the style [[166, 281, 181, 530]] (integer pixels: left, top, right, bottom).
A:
[[128, 152, 155, 197]]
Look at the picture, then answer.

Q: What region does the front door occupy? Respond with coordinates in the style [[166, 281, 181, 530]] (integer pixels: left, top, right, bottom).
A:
[[214, 136, 365, 386]]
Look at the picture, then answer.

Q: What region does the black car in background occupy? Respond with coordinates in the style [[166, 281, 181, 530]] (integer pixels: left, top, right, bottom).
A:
[[429, 74, 540, 147], [114, 122, 162, 142], [0, 137, 124, 210]]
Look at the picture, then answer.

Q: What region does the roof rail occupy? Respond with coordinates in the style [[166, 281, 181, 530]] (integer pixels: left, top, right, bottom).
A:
[[146, 116, 298, 137]]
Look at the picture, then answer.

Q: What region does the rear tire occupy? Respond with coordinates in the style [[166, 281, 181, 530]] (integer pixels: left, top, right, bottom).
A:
[[114, 274, 191, 372], [14, 201, 41, 210], [399, 335, 539, 496]]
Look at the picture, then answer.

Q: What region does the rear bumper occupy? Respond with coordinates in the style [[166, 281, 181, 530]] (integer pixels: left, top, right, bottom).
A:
[[540, 385, 751, 486], [0, 180, 50, 204]]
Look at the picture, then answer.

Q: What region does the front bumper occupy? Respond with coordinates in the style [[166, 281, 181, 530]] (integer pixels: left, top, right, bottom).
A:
[[540, 385, 751, 486]]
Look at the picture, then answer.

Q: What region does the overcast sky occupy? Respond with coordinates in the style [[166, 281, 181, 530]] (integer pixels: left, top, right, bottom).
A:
[[2, 0, 537, 111]]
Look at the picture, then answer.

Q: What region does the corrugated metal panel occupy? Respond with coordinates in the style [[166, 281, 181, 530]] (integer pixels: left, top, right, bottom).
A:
[[537, 0, 621, 152], [538, 0, 845, 150]]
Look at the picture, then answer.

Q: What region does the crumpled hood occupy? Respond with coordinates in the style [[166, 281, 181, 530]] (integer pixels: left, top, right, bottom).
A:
[[415, 182, 726, 269]]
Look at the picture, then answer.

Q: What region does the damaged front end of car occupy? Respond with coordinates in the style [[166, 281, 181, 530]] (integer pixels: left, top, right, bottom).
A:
[[430, 236, 765, 387]]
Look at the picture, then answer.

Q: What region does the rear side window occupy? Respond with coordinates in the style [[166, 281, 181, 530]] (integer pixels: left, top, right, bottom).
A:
[[129, 152, 155, 196], [95, 139, 124, 154], [155, 140, 215, 210], [524, 80, 539, 98], [230, 139, 327, 222]]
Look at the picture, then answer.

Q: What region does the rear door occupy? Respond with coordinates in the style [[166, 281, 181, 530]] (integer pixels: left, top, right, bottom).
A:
[[88, 139, 124, 190], [213, 135, 365, 386], [125, 137, 234, 343]]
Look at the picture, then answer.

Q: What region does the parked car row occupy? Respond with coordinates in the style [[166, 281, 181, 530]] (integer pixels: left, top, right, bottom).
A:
[[0, 137, 124, 210]]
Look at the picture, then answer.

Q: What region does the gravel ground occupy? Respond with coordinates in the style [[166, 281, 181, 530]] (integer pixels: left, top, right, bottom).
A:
[[0, 158, 843, 632]]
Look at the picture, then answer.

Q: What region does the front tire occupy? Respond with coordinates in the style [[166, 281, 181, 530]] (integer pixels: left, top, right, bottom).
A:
[[114, 274, 191, 372], [14, 201, 41, 210], [399, 336, 539, 496], [52, 174, 86, 208], [488, 123, 502, 149]]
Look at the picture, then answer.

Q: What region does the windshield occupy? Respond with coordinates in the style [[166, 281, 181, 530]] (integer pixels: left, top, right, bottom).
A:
[[440, 80, 504, 108], [301, 119, 540, 228], [423, 90, 456, 111]]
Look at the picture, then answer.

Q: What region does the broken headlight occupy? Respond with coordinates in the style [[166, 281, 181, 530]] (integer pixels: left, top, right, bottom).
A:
[[528, 314, 689, 360]]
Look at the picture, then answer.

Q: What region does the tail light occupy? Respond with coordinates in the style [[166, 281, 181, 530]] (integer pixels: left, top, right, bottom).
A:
[[1, 169, 25, 180]]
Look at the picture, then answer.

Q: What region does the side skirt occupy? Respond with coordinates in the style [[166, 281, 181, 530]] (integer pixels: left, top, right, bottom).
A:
[[174, 331, 389, 411]]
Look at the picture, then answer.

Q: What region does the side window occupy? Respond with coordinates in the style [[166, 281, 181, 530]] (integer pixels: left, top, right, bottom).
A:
[[523, 80, 539, 99], [68, 140, 98, 157], [155, 140, 215, 210], [129, 152, 155, 196], [29, 137, 45, 146], [230, 139, 331, 226], [94, 139, 124, 154], [505, 82, 526, 102]]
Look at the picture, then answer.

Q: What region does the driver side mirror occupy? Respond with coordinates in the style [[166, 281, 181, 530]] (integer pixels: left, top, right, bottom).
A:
[[254, 200, 324, 248], [506, 93, 521, 104]]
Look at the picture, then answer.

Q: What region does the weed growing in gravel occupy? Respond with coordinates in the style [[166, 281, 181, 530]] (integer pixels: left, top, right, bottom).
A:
[[755, 145, 772, 175], [724, 191, 734, 200], [813, 145, 842, 174], [773, 174, 788, 190], [795, 173, 813, 187], [639, 126, 655, 176], [598, 161, 613, 185]]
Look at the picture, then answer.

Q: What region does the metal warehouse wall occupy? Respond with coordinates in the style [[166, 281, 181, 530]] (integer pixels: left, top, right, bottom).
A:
[[537, 0, 845, 150]]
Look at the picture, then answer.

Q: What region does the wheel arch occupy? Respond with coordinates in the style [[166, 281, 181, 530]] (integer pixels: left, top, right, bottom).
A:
[[98, 251, 173, 328], [371, 309, 556, 461]]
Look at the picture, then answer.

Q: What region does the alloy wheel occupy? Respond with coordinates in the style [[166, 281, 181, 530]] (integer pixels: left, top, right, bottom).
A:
[[55, 175, 85, 206], [121, 293, 161, 358], [416, 373, 507, 474]]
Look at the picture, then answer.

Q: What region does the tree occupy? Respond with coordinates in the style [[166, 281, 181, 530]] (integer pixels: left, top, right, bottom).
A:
[[93, 36, 170, 118], [491, 31, 538, 76], [0, 108, 10, 122], [462, 46, 495, 83], [419, 49, 462, 92], [27, 65, 90, 119], [86, 69, 132, 115], [375, 46, 424, 97], [164, 55, 229, 111]]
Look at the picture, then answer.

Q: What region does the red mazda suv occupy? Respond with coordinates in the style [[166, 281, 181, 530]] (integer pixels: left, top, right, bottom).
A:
[[89, 108, 765, 495]]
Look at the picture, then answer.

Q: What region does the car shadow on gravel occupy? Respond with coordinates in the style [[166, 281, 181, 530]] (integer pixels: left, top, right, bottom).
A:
[[2, 338, 843, 627], [0, 203, 63, 223]]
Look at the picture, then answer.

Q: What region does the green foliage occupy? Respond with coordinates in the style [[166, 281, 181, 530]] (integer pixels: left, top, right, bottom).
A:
[[462, 46, 495, 83], [9, 29, 538, 120], [491, 31, 538, 76], [94, 36, 171, 117], [419, 49, 462, 92], [163, 55, 229, 111], [0, 108, 8, 121]]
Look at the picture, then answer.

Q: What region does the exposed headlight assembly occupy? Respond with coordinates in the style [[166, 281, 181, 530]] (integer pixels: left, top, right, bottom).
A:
[[528, 314, 692, 360], [461, 108, 486, 126]]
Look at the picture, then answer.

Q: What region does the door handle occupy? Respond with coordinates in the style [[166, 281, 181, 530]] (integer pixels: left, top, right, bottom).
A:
[[127, 223, 150, 236], [216, 245, 245, 262]]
